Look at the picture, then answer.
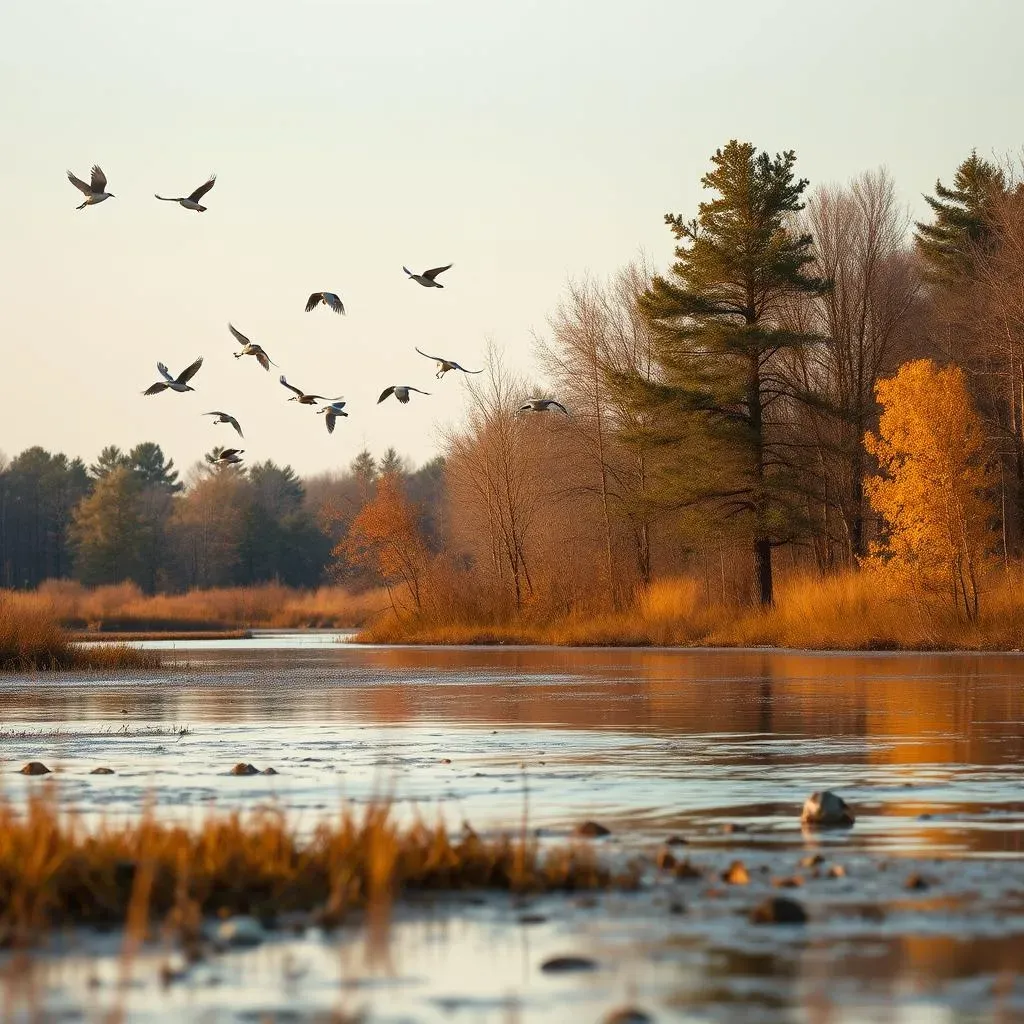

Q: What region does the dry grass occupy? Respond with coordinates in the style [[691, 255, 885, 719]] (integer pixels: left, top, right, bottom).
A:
[[30, 581, 389, 632], [359, 567, 1024, 651], [0, 594, 158, 672], [0, 794, 622, 943]]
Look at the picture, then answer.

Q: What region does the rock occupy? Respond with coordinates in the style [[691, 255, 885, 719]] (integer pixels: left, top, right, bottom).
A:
[[905, 872, 930, 891], [540, 955, 597, 973], [655, 848, 677, 870], [673, 859, 702, 880], [664, 834, 689, 846], [772, 875, 804, 888], [440, 758, 452, 764], [827, 864, 847, 879], [722, 823, 747, 834], [749, 896, 808, 925], [801, 790, 855, 828], [517, 913, 547, 925], [90, 767, 115, 775], [604, 1008, 653, 1024], [721, 860, 750, 885], [668, 900, 685, 915], [19, 762, 51, 775], [260, 767, 279, 775], [215, 915, 266, 948], [800, 853, 825, 868], [574, 821, 610, 838], [229, 763, 259, 776]]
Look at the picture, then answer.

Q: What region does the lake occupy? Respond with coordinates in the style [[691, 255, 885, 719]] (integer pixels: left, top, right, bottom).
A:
[[1, 635, 1022, 1022]]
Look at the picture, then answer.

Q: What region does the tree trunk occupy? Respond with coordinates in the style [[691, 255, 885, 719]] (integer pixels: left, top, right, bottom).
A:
[[754, 536, 773, 607]]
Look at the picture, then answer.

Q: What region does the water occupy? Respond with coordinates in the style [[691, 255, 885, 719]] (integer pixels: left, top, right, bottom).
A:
[[0, 637, 1022, 1021]]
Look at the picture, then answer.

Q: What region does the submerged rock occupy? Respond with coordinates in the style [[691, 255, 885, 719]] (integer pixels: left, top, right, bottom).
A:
[[655, 848, 677, 870], [260, 767, 279, 775], [215, 915, 266, 948], [750, 896, 808, 925], [574, 821, 610, 838], [905, 872, 931, 891], [229, 763, 260, 776], [604, 1008, 654, 1024], [801, 790, 855, 828], [664, 834, 689, 846], [517, 913, 547, 925], [19, 762, 51, 775], [721, 860, 750, 885], [540, 955, 598, 973], [90, 767, 115, 775]]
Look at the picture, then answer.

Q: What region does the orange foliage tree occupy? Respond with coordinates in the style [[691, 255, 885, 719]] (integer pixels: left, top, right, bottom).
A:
[[865, 359, 995, 620], [339, 472, 428, 612]]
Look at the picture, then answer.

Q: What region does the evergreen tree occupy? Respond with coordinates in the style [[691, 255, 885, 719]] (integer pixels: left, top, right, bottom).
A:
[[129, 442, 183, 493], [914, 151, 1007, 283], [630, 140, 828, 605], [89, 445, 129, 480], [70, 466, 150, 585], [379, 447, 407, 477]]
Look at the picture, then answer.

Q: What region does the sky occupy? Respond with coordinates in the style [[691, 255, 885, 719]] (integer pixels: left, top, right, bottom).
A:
[[1, 0, 1023, 478]]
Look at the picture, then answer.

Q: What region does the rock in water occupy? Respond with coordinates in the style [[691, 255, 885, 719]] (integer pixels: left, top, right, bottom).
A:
[[604, 1009, 654, 1024], [801, 790, 855, 827], [230, 763, 260, 776], [90, 767, 115, 775], [215, 915, 266, 948], [574, 821, 610, 837], [750, 896, 808, 925], [20, 762, 51, 775], [540, 955, 598, 973], [260, 767, 279, 775]]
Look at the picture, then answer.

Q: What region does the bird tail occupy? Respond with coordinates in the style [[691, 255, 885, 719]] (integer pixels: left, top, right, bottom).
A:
[[196, 204, 207, 212], [76, 201, 88, 210]]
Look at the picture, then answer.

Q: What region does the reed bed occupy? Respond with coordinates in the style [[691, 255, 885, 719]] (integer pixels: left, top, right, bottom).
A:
[[0, 795, 619, 943]]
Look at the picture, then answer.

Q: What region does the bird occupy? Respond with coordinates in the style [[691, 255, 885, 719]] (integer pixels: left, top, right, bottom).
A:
[[155, 174, 217, 212], [378, 386, 431, 405], [317, 401, 349, 434], [403, 264, 452, 288], [228, 324, 275, 370], [143, 357, 203, 395], [305, 292, 345, 315], [67, 165, 114, 209], [519, 398, 569, 415], [279, 375, 342, 405], [414, 347, 483, 379], [211, 448, 245, 466], [203, 411, 243, 438]]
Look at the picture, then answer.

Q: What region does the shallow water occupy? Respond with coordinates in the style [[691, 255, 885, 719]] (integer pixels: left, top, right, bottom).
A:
[[1, 637, 1022, 1021]]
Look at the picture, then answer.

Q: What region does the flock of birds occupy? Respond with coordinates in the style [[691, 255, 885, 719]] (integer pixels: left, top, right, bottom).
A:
[[68, 164, 570, 469]]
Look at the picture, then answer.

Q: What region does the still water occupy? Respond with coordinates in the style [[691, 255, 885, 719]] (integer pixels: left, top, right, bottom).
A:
[[0, 636, 1022, 1022]]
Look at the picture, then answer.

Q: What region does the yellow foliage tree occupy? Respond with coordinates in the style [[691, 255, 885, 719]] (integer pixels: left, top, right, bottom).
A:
[[865, 359, 995, 620]]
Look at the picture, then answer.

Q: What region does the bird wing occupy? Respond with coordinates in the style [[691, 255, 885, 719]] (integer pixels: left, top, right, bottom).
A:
[[90, 165, 107, 192], [323, 292, 345, 315], [415, 346, 444, 363], [256, 350, 272, 371], [453, 361, 483, 373], [220, 448, 242, 459], [408, 387, 431, 395], [67, 170, 92, 194], [144, 382, 168, 395], [157, 362, 174, 382], [422, 263, 452, 280], [305, 292, 323, 312], [518, 403, 532, 412], [324, 411, 336, 434], [550, 401, 569, 415], [228, 323, 251, 347], [188, 174, 216, 202], [177, 356, 204, 384], [402, 267, 413, 277], [279, 375, 304, 397], [204, 411, 227, 417], [377, 386, 396, 404], [228, 416, 243, 437], [154, 195, 179, 201]]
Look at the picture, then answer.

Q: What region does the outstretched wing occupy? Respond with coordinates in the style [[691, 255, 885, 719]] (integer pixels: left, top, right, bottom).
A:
[[256, 350, 272, 371], [550, 401, 569, 415], [228, 323, 251, 347], [67, 170, 92, 194], [402, 267, 413, 278], [377, 386, 396, 404], [90, 165, 107, 192], [408, 387, 431, 396], [221, 448, 242, 459], [154, 194, 178, 201], [177, 356, 204, 384], [422, 263, 452, 281], [323, 292, 345, 315], [227, 415, 243, 437], [415, 346, 444, 363], [305, 292, 323, 312], [324, 411, 336, 435], [188, 174, 216, 202], [454, 362, 483, 374], [156, 362, 174, 382], [144, 382, 168, 396], [279, 375, 304, 398]]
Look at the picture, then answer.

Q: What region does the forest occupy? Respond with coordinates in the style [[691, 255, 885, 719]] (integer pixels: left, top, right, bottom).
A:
[[5, 140, 1024, 648]]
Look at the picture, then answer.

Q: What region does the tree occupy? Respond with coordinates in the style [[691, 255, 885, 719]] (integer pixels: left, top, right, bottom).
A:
[[865, 360, 995, 621], [915, 151, 1007, 283], [89, 445, 129, 480], [631, 140, 828, 604], [129, 442, 183, 493]]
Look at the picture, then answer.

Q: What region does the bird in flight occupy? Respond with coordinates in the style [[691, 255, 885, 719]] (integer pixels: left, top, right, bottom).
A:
[[279, 375, 342, 405], [228, 324, 275, 370], [403, 264, 452, 288], [67, 165, 114, 209], [520, 398, 569, 415], [305, 292, 346, 315], [210, 447, 245, 466], [203, 411, 243, 438], [143, 357, 203, 395], [414, 347, 483, 379], [155, 174, 217, 212], [378, 385, 431, 405], [317, 401, 349, 434]]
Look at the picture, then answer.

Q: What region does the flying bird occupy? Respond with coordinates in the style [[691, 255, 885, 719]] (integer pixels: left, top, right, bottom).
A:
[[67, 165, 114, 209], [155, 174, 217, 212], [305, 292, 346, 315], [228, 324, 275, 371], [210, 448, 245, 466], [403, 264, 452, 288], [520, 398, 569, 415], [414, 347, 483, 379], [203, 411, 243, 438], [279, 375, 342, 405], [317, 401, 349, 434], [143, 357, 203, 395], [378, 385, 431, 405]]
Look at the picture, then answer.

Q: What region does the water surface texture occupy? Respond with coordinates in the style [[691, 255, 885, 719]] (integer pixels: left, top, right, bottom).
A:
[[1, 637, 1022, 1021]]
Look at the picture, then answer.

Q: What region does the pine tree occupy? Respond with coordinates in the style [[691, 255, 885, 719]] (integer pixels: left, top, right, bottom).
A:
[[128, 442, 183, 493], [914, 151, 1006, 283], [632, 140, 828, 605], [89, 445, 129, 480]]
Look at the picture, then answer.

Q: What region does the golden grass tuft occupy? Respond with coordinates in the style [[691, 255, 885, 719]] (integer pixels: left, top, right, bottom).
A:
[[0, 794, 620, 942]]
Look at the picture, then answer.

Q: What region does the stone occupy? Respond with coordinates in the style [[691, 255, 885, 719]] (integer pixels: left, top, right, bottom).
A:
[[721, 860, 750, 885], [517, 913, 547, 925], [19, 762, 51, 775], [673, 859, 702, 880], [655, 848, 677, 870], [540, 955, 597, 973], [215, 915, 266, 948], [260, 767, 279, 775], [827, 864, 847, 879], [749, 896, 808, 925], [229, 763, 260, 776], [772, 875, 804, 888], [664, 834, 689, 846], [90, 767, 115, 775], [574, 821, 610, 838], [905, 872, 930, 891], [801, 790, 855, 828], [800, 853, 825, 868], [603, 1009, 653, 1024]]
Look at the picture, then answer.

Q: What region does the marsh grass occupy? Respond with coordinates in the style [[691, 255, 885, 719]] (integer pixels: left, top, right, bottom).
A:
[[0, 794, 623, 943]]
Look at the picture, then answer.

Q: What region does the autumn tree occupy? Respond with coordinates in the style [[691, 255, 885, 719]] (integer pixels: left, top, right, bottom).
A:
[[865, 360, 995, 620], [630, 140, 829, 604]]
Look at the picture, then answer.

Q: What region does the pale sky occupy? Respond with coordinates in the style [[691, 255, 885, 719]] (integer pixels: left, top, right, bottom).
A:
[[1, 0, 1022, 477]]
